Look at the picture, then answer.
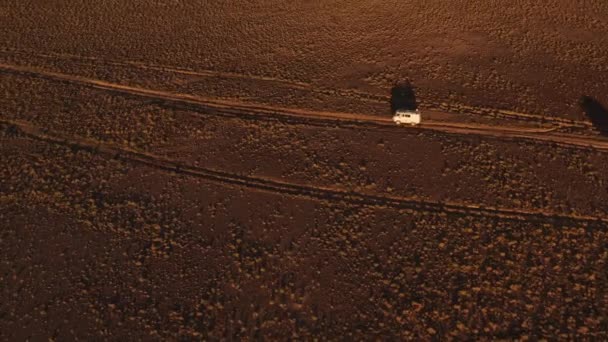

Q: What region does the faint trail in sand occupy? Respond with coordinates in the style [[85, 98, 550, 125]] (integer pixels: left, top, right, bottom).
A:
[[2, 118, 607, 225], [0, 48, 391, 104], [1, 48, 595, 126], [2, 63, 608, 152], [0, 47, 313, 89]]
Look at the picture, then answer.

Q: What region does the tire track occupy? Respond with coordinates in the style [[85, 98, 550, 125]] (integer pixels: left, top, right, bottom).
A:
[[0, 47, 313, 90], [1, 119, 607, 226], [0, 48, 594, 127], [426, 103, 593, 130], [2, 62, 608, 153], [0, 48, 391, 104]]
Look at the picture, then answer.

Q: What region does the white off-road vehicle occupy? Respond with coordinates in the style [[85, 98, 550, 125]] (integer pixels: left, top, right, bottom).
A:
[[393, 109, 421, 126]]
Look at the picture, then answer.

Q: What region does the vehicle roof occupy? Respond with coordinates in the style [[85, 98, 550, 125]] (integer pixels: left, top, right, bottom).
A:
[[395, 109, 419, 114]]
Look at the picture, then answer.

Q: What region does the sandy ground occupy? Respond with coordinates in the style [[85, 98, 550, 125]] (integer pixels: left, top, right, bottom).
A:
[[2, 1, 608, 339]]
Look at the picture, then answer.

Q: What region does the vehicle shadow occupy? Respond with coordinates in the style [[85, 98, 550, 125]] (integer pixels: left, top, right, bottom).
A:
[[390, 81, 417, 113], [579, 96, 608, 135]]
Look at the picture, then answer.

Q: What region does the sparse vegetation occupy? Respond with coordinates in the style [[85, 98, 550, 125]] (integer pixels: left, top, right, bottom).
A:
[[2, 0, 608, 340]]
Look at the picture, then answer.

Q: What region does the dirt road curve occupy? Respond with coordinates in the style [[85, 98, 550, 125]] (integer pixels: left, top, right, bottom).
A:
[[2, 118, 607, 226], [1, 63, 608, 153]]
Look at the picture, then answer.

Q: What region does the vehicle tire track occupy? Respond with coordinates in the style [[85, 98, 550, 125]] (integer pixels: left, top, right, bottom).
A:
[[0, 47, 313, 89], [0, 47, 393, 104], [2, 119, 607, 226], [2, 62, 608, 153], [0, 48, 594, 127]]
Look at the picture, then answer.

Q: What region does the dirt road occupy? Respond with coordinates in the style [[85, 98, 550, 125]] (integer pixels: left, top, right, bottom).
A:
[[0, 48, 596, 129], [2, 118, 607, 226], [1, 63, 608, 153]]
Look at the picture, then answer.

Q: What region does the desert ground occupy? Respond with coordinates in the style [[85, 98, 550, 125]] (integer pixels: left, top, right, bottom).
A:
[[2, 0, 608, 339]]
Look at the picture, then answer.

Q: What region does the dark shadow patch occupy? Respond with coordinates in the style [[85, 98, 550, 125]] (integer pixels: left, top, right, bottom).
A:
[[390, 80, 417, 113], [579, 96, 608, 135]]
